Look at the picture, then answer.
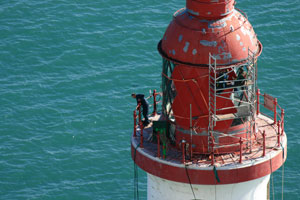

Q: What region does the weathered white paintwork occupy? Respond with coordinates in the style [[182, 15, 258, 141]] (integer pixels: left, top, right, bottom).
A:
[[147, 173, 270, 200]]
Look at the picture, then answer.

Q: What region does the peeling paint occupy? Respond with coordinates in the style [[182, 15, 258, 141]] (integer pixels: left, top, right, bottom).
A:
[[208, 21, 226, 29], [200, 40, 217, 47], [207, 12, 211, 15], [243, 47, 246, 51], [183, 42, 190, 53], [202, 28, 206, 34], [240, 25, 254, 46], [192, 49, 197, 55], [172, 49, 176, 55], [240, 42, 243, 46], [236, 34, 240, 41], [213, 52, 232, 60], [178, 35, 183, 42]]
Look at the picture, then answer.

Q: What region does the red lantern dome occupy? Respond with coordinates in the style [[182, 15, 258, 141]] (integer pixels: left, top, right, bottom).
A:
[[159, 1, 262, 66]]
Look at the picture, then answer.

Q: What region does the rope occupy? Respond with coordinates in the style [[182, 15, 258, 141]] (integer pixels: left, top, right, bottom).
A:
[[281, 143, 285, 200], [133, 143, 140, 200], [269, 157, 275, 200], [282, 163, 284, 200], [185, 165, 197, 200]]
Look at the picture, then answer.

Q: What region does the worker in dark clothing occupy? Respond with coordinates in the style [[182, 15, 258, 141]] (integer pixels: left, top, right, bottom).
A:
[[132, 93, 150, 126], [235, 67, 247, 105]]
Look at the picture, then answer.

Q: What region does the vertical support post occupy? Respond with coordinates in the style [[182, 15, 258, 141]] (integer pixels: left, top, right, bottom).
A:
[[157, 131, 160, 158], [211, 138, 214, 166], [263, 131, 266, 157], [182, 140, 186, 164], [190, 104, 193, 159], [152, 89, 157, 116], [138, 103, 141, 125], [274, 98, 277, 125], [253, 122, 257, 140], [256, 89, 260, 115], [140, 123, 144, 148], [239, 137, 243, 164], [133, 110, 137, 137], [281, 109, 285, 135], [277, 120, 280, 147], [277, 120, 281, 135]]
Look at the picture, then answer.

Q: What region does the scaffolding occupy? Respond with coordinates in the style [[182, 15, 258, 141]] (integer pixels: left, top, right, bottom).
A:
[[208, 50, 257, 152]]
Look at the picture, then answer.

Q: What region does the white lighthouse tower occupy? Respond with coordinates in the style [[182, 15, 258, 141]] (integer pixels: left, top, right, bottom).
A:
[[131, 0, 287, 199]]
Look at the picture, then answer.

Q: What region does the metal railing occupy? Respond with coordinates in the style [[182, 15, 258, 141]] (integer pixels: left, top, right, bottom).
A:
[[132, 90, 161, 148], [257, 89, 285, 147]]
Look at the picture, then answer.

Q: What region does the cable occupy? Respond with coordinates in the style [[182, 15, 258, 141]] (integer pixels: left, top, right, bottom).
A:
[[269, 157, 275, 200], [282, 163, 284, 200], [281, 143, 285, 200], [133, 143, 140, 200], [185, 165, 197, 200]]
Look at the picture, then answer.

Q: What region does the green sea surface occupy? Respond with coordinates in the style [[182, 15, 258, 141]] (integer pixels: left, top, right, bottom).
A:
[[0, 0, 299, 199]]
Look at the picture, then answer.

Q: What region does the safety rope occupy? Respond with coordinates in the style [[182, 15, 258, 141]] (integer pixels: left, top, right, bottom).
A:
[[184, 165, 197, 200], [281, 143, 285, 200], [133, 143, 140, 200], [270, 154, 275, 200], [282, 163, 284, 200], [193, 79, 209, 111]]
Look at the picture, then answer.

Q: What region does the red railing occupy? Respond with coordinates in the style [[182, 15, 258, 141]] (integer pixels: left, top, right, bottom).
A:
[[133, 88, 285, 164], [207, 88, 285, 165], [256, 89, 284, 148], [132, 90, 161, 148], [257, 89, 285, 138]]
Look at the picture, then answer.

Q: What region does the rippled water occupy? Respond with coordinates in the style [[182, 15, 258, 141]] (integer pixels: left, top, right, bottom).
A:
[[0, 0, 299, 199]]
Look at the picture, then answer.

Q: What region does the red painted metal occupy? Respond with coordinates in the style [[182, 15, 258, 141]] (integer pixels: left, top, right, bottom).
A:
[[159, 6, 262, 66], [239, 137, 243, 163], [281, 109, 285, 135], [137, 103, 141, 125], [274, 98, 278, 125], [186, 0, 235, 19], [211, 137, 215, 165], [131, 141, 286, 185], [131, 0, 287, 188], [257, 89, 260, 115], [277, 120, 280, 147], [152, 89, 157, 116], [156, 0, 263, 154], [263, 131, 266, 157], [133, 110, 137, 137], [140, 123, 144, 148]]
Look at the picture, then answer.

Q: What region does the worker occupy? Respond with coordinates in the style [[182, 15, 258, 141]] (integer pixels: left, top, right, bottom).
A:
[[235, 67, 246, 88], [132, 93, 150, 126], [235, 67, 247, 105], [217, 69, 229, 93]]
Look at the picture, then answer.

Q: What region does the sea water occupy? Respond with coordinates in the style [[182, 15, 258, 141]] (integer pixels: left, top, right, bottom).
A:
[[0, 0, 299, 199]]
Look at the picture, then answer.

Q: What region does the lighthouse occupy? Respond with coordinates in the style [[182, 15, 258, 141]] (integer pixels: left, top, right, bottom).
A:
[[131, 0, 287, 199]]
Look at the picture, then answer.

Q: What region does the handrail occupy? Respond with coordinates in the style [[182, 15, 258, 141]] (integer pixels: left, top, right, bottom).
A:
[[132, 89, 162, 138], [132, 88, 285, 164], [256, 89, 285, 136]]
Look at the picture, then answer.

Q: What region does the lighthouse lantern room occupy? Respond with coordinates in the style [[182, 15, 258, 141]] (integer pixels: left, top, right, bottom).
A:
[[131, 1, 287, 200]]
